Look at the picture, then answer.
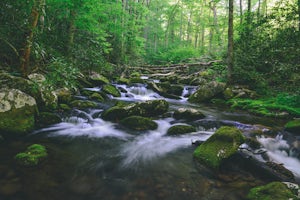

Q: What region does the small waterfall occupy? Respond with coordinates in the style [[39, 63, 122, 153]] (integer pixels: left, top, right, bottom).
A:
[[116, 84, 162, 101], [181, 86, 198, 98]]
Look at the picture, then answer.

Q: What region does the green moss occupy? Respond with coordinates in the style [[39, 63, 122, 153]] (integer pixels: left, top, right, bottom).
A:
[[102, 84, 121, 97], [120, 116, 158, 131], [173, 108, 205, 120], [167, 125, 196, 135], [227, 98, 300, 118], [90, 74, 109, 84], [101, 106, 128, 121], [90, 93, 104, 102], [59, 103, 71, 111], [130, 72, 140, 78], [194, 126, 245, 169], [285, 119, 300, 134], [129, 77, 145, 84], [37, 112, 61, 127], [70, 100, 98, 109], [117, 77, 130, 84], [247, 182, 296, 200], [15, 144, 47, 166]]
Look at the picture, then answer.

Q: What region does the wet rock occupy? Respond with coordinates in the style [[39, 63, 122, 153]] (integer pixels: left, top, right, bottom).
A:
[[247, 181, 299, 200], [194, 126, 245, 169], [285, 119, 300, 135], [120, 116, 158, 131], [173, 108, 205, 121], [89, 73, 109, 85], [70, 100, 98, 109], [188, 81, 225, 103], [266, 162, 294, 181], [89, 92, 105, 102], [125, 99, 169, 117], [147, 82, 181, 100], [36, 112, 62, 127], [167, 125, 196, 135], [0, 89, 37, 134], [15, 144, 47, 167], [102, 84, 121, 97]]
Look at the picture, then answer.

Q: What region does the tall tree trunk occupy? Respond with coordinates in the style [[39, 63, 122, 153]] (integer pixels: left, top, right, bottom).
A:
[[240, 0, 243, 25], [227, 0, 234, 84], [68, 10, 76, 57], [298, 0, 300, 30], [20, 0, 40, 77]]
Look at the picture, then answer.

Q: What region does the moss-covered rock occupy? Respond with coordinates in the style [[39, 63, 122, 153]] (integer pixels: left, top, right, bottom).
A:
[[194, 126, 245, 169], [0, 89, 37, 134], [54, 88, 72, 104], [89, 73, 109, 85], [147, 82, 181, 100], [120, 116, 158, 131], [90, 92, 105, 102], [102, 84, 121, 97], [15, 144, 47, 166], [188, 81, 226, 103], [173, 108, 205, 120], [247, 182, 298, 200], [101, 106, 128, 122], [36, 112, 62, 127], [285, 119, 300, 134], [125, 99, 169, 117], [59, 103, 71, 111], [70, 100, 98, 109], [167, 125, 196, 135], [129, 77, 145, 84]]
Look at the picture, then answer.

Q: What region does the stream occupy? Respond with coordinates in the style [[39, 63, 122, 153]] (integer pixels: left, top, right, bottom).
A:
[[0, 82, 300, 200]]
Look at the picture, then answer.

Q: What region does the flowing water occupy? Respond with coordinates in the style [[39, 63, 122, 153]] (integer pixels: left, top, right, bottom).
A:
[[0, 83, 300, 200]]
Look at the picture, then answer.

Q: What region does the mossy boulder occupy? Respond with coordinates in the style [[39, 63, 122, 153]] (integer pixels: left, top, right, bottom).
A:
[[188, 81, 226, 103], [125, 99, 169, 117], [194, 126, 245, 169], [102, 84, 121, 97], [54, 88, 72, 104], [36, 112, 62, 127], [70, 100, 98, 109], [129, 77, 145, 84], [59, 103, 71, 111], [247, 182, 299, 200], [147, 82, 181, 100], [120, 116, 158, 131], [0, 89, 37, 134], [167, 125, 196, 135], [173, 108, 205, 120], [90, 93, 105, 102], [15, 144, 47, 167], [101, 106, 129, 122], [285, 119, 300, 135], [89, 73, 109, 85]]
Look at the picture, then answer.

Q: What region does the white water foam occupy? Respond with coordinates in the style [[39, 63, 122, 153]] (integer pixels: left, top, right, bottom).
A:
[[115, 84, 162, 101]]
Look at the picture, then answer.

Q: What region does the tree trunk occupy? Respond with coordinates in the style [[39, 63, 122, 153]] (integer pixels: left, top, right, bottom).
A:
[[67, 10, 76, 57], [239, 0, 243, 25], [227, 0, 234, 84], [20, 0, 40, 77]]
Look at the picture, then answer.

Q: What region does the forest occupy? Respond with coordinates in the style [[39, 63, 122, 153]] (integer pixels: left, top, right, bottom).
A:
[[0, 0, 300, 199]]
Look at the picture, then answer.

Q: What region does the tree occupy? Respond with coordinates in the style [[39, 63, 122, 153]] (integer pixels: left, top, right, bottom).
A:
[[227, 0, 234, 83]]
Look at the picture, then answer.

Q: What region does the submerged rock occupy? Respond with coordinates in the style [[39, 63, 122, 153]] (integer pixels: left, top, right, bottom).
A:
[[15, 144, 47, 166], [120, 116, 158, 131], [0, 89, 37, 134], [247, 181, 299, 200], [188, 81, 225, 103], [285, 119, 300, 135], [167, 125, 196, 135], [194, 126, 245, 169], [173, 108, 205, 121]]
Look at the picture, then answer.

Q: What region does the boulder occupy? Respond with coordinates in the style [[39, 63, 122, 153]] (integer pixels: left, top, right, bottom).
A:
[[15, 144, 47, 167], [167, 125, 196, 135], [147, 82, 181, 100], [120, 116, 158, 131], [285, 119, 300, 135], [36, 112, 62, 127], [101, 106, 129, 122], [194, 126, 245, 169], [70, 100, 98, 109], [173, 108, 205, 120], [89, 73, 109, 85], [102, 84, 121, 97], [89, 93, 105, 102], [247, 182, 299, 200], [0, 89, 37, 134], [223, 85, 258, 100], [54, 88, 72, 104], [188, 81, 226, 103]]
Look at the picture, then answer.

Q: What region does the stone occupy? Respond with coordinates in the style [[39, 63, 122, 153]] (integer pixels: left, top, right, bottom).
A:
[[194, 126, 245, 169], [15, 144, 47, 166], [101, 106, 128, 122], [0, 89, 37, 134], [54, 88, 72, 104], [188, 81, 226, 103], [36, 112, 62, 127], [89, 73, 109, 85], [285, 119, 300, 135], [89, 93, 104, 102], [173, 108, 205, 120], [167, 125, 196, 135], [102, 84, 121, 97], [70, 100, 98, 109], [120, 116, 158, 131]]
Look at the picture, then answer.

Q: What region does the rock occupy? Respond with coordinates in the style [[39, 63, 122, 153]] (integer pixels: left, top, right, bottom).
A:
[[59, 103, 71, 111], [247, 182, 299, 200], [129, 77, 145, 84], [101, 106, 129, 122], [193, 126, 245, 169], [266, 162, 294, 181], [285, 119, 300, 135], [0, 89, 37, 134], [167, 125, 196, 135], [224, 85, 258, 99], [89, 73, 109, 85], [70, 100, 98, 109], [28, 73, 46, 83], [89, 93, 104, 102], [36, 112, 62, 127], [147, 82, 181, 100], [15, 144, 47, 166], [0, 178, 21, 196], [120, 116, 158, 131], [173, 108, 205, 120], [188, 81, 226, 103], [54, 88, 72, 104], [102, 84, 121, 97]]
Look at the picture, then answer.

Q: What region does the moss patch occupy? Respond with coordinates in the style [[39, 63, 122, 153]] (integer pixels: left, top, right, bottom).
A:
[[36, 112, 61, 127], [247, 182, 296, 200], [15, 144, 47, 166], [194, 126, 245, 169], [120, 116, 158, 131], [167, 125, 196, 135], [102, 84, 121, 97], [70, 100, 98, 109], [285, 119, 300, 134], [173, 108, 205, 120]]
